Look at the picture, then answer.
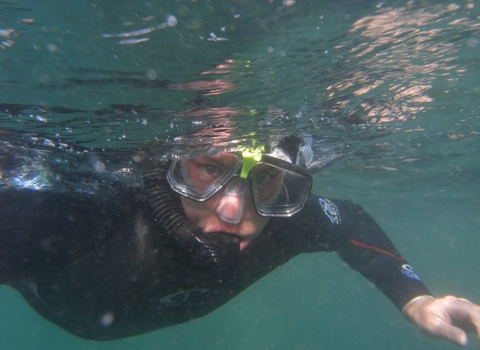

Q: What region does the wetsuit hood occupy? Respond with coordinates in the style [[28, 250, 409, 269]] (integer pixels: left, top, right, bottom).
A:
[[143, 159, 240, 278]]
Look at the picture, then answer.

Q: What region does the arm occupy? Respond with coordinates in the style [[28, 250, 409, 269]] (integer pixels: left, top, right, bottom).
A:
[[269, 195, 480, 345], [331, 199, 480, 346], [268, 195, 432, 306], [331, 199, 432, 309]]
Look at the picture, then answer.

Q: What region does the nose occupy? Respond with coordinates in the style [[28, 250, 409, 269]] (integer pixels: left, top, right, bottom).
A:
[[216, 177, 247, 224]]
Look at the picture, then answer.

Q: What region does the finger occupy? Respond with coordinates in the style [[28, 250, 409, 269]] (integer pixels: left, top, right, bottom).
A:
[[446, 298, 480, 336], [443, 325, 468, 346], [420, 310, 467, 346], [458, 298, 473, 303]]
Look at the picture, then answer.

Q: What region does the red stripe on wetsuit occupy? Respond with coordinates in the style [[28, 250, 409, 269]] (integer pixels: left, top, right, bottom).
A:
[[348, 239, 405, 261]]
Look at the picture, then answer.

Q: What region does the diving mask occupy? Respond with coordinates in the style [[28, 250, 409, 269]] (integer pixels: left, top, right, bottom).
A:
[[166, 151, 312, 217]]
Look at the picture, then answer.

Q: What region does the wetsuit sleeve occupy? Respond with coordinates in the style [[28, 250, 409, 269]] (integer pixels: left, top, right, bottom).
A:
[[327, 198, 432, 310], [270, 196, 432, 311]]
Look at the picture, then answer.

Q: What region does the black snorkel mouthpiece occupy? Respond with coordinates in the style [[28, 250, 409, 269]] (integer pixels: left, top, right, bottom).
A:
[[143, 161, 240, 278], [193, 231, 240, 278]]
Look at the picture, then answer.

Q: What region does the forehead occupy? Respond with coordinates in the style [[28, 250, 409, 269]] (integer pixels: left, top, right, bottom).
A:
[[205, 153, 236, 160], [186, 153, 239, 167]]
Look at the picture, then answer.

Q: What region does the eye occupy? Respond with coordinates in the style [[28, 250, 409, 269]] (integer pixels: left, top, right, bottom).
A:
[[199, 163, 222, 178], [190, 157, 227, 183], [255, 167, 281, 184], [183, 154, 239, 188]]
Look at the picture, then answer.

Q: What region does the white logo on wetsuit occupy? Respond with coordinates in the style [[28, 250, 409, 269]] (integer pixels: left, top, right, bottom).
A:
[[401, 264, 420, 280], [157, 289, 209, 309], [319, 198, 342, 224]]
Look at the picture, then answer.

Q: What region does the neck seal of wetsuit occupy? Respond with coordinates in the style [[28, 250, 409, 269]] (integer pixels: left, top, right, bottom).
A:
[[143, 160, 240, 278]]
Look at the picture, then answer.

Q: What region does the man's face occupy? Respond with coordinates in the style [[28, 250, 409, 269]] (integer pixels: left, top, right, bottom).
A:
[[179, 154, 270, 251]]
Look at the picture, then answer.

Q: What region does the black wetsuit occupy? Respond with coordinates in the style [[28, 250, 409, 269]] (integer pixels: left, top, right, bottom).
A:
[[0, 188, 431, 340]]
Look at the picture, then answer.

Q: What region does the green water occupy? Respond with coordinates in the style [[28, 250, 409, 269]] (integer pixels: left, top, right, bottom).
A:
[[1, 0, 479, 348]]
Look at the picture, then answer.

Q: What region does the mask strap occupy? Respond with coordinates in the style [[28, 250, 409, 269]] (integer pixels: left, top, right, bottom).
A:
[[240, 151, 262, 178]]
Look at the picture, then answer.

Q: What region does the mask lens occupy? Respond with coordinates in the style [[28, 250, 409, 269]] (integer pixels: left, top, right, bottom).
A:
[[250, 162, 312, 217], [250, 163, 284, 202], [167, 154, 241, 201]]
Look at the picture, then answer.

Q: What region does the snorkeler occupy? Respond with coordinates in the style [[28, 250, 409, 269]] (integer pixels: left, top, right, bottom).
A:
[[0, 135, 479, 345]]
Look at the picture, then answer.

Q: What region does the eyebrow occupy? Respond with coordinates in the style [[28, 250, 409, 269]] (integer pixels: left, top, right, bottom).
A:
[[190, 156, 224, 167]]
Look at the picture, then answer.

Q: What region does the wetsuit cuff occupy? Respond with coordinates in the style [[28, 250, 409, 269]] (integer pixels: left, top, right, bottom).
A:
[[401, 295, 435, 321]]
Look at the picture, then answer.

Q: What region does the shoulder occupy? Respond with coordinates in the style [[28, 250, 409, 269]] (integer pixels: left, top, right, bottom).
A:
[[299, 194, 363, 226], [265, 195, 356, 251], [0, 186, 145, 222]]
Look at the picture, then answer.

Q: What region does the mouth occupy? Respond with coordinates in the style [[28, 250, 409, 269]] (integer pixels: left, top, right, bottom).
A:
[[204, 224, 240, 235], [205, 229, 244, 240], [204, 230, 249, 251]]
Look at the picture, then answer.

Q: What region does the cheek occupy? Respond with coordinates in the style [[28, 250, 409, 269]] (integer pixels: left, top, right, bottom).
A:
[[249, 216, 270, 235], [180, 197, 212, 224]]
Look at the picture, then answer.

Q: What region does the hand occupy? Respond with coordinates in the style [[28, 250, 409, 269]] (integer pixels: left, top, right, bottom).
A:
[[404, 295, 480, 346]]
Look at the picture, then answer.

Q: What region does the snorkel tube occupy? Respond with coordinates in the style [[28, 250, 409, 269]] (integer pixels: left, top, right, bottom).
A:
[[143, 159, 240, 278]]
